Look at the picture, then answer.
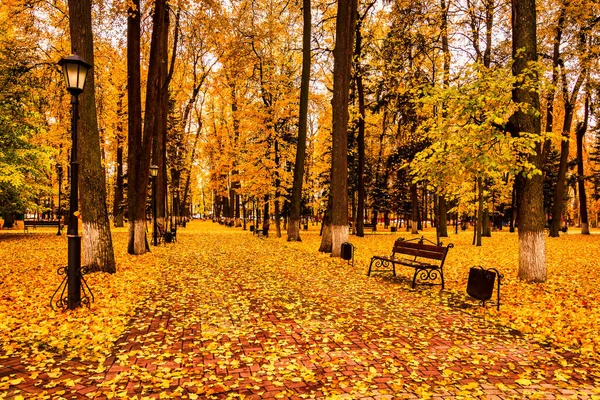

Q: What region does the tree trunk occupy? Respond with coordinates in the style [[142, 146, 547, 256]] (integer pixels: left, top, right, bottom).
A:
[[577, 98, 590, 234], [67, 0, 115, 272], [319, 196, 333, 252], [410, 184, 419, 234], [355, 15, 366, 239], [113, 96, 125, 228], [511, 0, 546, 282], [482, 207, 491, 237], [320, 0, 357, 257], [550, 69, 585, 236], [437, 0, 450, 239], [288, 0, 311, 242], [541, 3, 566, 166], [274, 139, 282, 238], [154, 4, 169, 233], [262, 194, 270, 236], [438, 196, 448, 237], [127, 0, 159, 255], [476, 177, 483, 246]]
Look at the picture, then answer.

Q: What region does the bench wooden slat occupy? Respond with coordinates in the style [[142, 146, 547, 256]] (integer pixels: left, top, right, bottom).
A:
[[391, 247, 446, 260], [393, 240, 447, 253]]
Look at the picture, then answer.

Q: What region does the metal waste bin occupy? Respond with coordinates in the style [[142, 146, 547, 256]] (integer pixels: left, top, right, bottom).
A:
[[341, 242, 354, 266]]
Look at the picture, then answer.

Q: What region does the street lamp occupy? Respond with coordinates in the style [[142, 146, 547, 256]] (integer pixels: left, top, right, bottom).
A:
[[150, 165, 159, 246], [173, 190, 179, 227], [56, 163, 63, 236], [57, 54, 91, 310]]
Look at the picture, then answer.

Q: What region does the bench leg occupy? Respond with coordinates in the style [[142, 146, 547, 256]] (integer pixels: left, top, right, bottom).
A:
[[412, 268, 444, 289], [368, 258, 396, 277], [412, 270, 418, 289]]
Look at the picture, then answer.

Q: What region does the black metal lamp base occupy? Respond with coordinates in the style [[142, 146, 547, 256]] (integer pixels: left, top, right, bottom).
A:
[[50, 265, 94, 311]]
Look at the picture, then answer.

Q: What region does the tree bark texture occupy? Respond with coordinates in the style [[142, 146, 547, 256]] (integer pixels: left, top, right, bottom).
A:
[[67, 0, 116, 272], [355, 17, 366, 239], [511, 0, 546, 282], [576, 98, 589, 234], [155, 4, 170, 231], [476, 177, 483, 246], [438, 197, 448, 237], [320, 0, 357, 257], [437, 0, 450, 237], [288, 0, 311, 242], [113, 94, 125, 228], [550, 70, 585, 236], [410, 184, 419, 234]]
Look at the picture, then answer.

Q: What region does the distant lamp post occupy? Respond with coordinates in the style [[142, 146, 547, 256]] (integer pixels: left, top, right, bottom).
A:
[[51, 54, 92, 311], [150, 165, 159, 246], [56, 163, 63, 236], [173, 190, 179, 227]]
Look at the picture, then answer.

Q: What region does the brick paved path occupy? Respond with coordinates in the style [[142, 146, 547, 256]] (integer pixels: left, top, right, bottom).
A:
[[2, 226, 599, 399]]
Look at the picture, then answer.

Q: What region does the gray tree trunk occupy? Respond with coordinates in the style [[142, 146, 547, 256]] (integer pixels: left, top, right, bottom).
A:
[[288, 0, 311, 242], [511, 0, 546, 282], [320, 0, 357, 256], [67, 0, 116, 272]]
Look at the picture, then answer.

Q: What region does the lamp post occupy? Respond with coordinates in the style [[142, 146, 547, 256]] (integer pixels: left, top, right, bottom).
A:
[[173, 190, 179, 227], [56, 163, 63, 236], [58, 54, 91, 310], [150, 165, 159, 246]]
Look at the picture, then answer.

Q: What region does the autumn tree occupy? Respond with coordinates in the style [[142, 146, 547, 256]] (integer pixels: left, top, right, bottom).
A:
[[288, 0, 312, 241], [320, 0, 357, 256], [0, 6, 53, 227], [127, 0, 153, 255], [509, 0, 546, 282]]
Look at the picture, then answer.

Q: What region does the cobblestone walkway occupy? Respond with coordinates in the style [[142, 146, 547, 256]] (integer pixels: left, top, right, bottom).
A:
[[1, 226, 599, 399]]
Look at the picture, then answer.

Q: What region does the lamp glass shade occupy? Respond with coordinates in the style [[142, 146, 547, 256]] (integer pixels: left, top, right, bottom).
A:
[[58, 55, 91, 93], [149, 165, 159, 177]]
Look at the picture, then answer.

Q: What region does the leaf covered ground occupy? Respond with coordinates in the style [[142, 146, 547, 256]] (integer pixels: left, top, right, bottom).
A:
[[0, 221, 599, 399]]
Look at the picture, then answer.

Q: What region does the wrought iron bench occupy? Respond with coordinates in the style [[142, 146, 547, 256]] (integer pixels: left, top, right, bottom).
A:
[[367, 236, 453, 289]]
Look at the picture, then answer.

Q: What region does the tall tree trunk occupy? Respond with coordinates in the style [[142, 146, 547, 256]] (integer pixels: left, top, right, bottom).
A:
[[541, 2, 566, 165], [181, 111, 203, 220], [482, 207, 491, 236], [510, 0, 546, 282], [153, 4, 169, 233], [67, 0, 116, 272], [550, 73, 585, 236], [262, 194, 270, 235], [320, 0, 357, 257], [577, 98, 590, 234], [319, 196, 333, 252], [113, 94, 125, 228], [476, 177, 483, 246], [288, 0, 311, 242], [354, 10, 369, 239], [410, 184, 419, 234], [274, 139, 282, 238], [437, 0, 450, 237], [127, 0, 158, 254], [438, 197, 448, 237]]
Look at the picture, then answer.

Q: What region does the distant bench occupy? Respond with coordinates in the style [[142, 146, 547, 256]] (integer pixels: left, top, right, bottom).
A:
[[350, 222, 376, 232], [24, 219, 61, 233], [368, 237, 453, 289]]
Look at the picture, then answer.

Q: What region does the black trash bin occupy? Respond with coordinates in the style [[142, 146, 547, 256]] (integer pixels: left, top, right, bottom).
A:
[[466, 266, 502, 310], [341, 242, 354, 266]]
